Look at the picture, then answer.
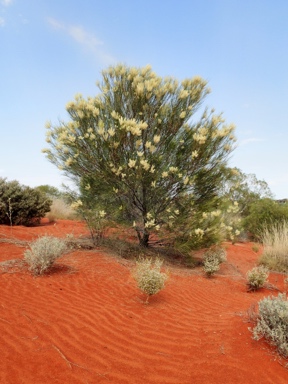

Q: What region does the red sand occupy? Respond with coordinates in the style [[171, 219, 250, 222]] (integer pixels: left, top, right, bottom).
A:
[[0, 220, 288, 384]]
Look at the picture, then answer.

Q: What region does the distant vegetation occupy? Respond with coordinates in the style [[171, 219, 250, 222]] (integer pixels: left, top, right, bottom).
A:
[[0, 178, 51, 226]]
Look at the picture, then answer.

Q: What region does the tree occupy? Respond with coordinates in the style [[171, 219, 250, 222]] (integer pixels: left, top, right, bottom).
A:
[[243, 198, 288, 239], [35, 185, 62, 199], [43, 64, 236, 247], [220, 168, 273, 216]]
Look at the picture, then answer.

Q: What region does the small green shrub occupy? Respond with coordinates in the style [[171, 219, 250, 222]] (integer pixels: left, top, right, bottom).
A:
[[24, 236, 68, 275], [252, 244, 260, 253], [203, 246, 226, 277], [0, 178, 51, 226], [252, 293, 288, 358], [133, 257, 168, 302], [246, 266, 269, 291], [260, 222, 288, 273]]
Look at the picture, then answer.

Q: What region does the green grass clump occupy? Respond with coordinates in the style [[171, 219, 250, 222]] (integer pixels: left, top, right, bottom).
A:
[[252, 293, 288, 358], [24, 236, 68, 275], [260, 222, 288, 273], [133, 257, 168, 302]]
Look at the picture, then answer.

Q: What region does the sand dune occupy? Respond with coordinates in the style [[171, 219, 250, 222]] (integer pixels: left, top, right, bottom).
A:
[[0, 220, 287, 383]]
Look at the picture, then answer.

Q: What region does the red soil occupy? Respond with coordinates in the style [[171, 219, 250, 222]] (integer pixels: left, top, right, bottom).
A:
[[0, 220, 288, 384]]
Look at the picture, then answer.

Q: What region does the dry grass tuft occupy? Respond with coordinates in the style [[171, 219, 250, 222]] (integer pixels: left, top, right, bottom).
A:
[[260, 222, 288, 273], [46, 199, 78, 222]]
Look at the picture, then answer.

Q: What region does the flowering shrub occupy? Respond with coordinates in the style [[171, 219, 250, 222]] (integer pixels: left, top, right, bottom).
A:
[[246, 266, 269, 291], [133, 257, 168, 302], [44, 64, 236, 248], [24, 236, 67, 275], [252, 294, 288, 358]]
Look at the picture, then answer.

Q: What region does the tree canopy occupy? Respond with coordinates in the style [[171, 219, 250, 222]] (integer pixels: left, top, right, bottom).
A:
[[44, 64, 236, 246]]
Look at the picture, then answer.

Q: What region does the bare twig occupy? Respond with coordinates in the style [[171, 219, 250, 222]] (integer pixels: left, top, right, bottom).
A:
[[52, 344, 72, 368], [52, 344, 88, 371], [0, 236, 28, 247], [0, 317, 12, 324]]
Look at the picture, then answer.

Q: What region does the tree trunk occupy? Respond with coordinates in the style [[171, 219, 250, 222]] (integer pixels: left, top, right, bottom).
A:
[[139, 230, 150, 247], [135, 228, 150, 247]]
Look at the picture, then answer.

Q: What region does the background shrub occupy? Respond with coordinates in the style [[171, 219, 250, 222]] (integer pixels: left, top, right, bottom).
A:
[[45, 198, 78, 222], [0, 178, 51, 226], [246, 266, 269, 290], [243, 198, 288, 240], [133, 257, 168, 302], [259, 222, 288, 273], [24, 236, 68, 275], [252, 293, 288, 358]]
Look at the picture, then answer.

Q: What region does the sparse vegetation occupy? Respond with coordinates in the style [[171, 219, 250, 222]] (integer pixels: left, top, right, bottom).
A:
[[246, 266, 269, 291], [252, 293, 288, 358], [202, 246, 226, 277], [24, 236, 68, 275], [259, 221, 288, 273], [133, 257, 168, 302], [46, 198, 78, 222]]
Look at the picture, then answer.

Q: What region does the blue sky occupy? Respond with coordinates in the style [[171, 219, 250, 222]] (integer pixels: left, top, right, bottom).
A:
[[1, 0, 288, 198]]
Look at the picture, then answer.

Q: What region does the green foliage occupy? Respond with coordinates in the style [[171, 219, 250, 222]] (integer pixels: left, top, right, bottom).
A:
[[0, 178, 51, 226], [35, 184, 62, 199], [260, 222, 288, 273], [24, 236, 67, 275], [44, 64, 236, 248], [133, 257, 168, 301], [220, 168, 273, 217], [252, 293, 288, 358], [246, 266, 269, 290], [243, 199, 288, 240], [203, 246, 226, 277], [252, 243, 260, 253]]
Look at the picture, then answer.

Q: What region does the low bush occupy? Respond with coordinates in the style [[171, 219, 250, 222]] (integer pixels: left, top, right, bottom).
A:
[[203, 246, 226, 277], [259, 222, 288, 273], [0, 178, 51, 226], [46, 198, 78, 222], [246, 266, 269, 291], [243, 198, 288, 240], [133, 257, 168, 302], [24, 236, 68, 275], [252, 293, 288, 358]]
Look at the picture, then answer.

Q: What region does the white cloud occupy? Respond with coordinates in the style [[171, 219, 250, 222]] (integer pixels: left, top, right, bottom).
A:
[[47, 17, 64, 30], [47, 17, 116, 65], [239, 137, 265, 146], [1, 0, 13, 6], [0, 17, 5, 26], [68, 25, 103, 49]]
